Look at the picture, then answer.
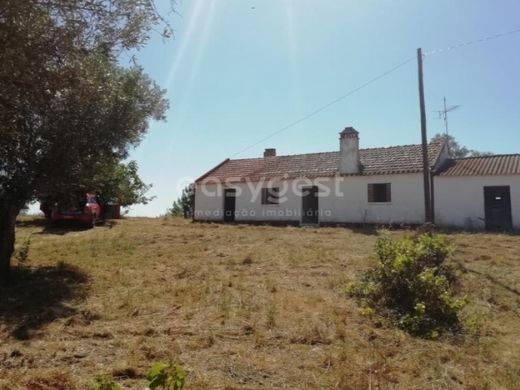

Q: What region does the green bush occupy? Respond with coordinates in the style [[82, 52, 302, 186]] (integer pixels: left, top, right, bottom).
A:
[[92, 375, 121, 390], [347, 234, 465, 338], [147, 362, 185, 390], [91, 362, 185, 390]]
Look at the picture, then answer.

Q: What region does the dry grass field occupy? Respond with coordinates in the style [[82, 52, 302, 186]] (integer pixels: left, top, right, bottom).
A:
[[1, 217, 519, 389]]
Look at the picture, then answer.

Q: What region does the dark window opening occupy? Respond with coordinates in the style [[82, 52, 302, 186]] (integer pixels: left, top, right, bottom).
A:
[[368, 183, 391, 203], [262, 187, 279, 205]]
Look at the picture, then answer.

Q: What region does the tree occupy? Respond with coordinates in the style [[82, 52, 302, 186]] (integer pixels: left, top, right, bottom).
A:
[[90, 161, 154, 207], [431, 134, 493, 158], [0, 0, 173, 284], [168, 185, 194, 218], [38, 160, 154, 212], [169, 201, 183, 217]]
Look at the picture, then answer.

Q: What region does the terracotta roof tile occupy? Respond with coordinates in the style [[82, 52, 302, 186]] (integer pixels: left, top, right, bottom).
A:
[[197, 142, 444, 183], [437, 154, 520, 176]]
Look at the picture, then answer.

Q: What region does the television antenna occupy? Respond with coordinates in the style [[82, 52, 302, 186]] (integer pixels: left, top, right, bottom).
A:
[[436, 96, 461, 137]]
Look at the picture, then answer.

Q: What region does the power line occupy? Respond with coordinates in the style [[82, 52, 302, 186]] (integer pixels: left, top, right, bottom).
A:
[[231, 56, 416, 157], [424, 27, 520, 56], [231, 27, 520, 158]]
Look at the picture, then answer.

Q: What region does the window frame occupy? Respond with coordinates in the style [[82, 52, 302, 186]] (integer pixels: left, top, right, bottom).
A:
[[261, 187, 280, 205], [367, 183, 392, 203]]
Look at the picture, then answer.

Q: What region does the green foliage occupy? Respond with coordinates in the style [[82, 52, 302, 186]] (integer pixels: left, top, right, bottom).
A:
[[462, 308, 488, 339], [146, 362, 186, 390], [91, 362, 185, 390], [169, 201, 183, 217], [0, 0, 171, 278], [431, 133, 493, 158], [347, 234, 466, 338], [92, 375, 121, 390], [96, 161, 153, 207], [168, 185, 193, 218], [1, 1, 170, 207], [40, 160, 154, 209]]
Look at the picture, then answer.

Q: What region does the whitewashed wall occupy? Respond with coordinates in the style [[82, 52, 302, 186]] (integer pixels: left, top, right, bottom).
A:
[[321, 174, 426, 224], [434, 175, 520, 229], [193, 183, 225, 221], [194, 173, 427, 225]]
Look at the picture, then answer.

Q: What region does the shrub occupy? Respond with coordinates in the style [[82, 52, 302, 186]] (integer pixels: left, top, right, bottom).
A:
[[91, 362, 185, 390], [347, 234, 465, 338], [92, 375, 121, 390], [146, 362, 185, 390]]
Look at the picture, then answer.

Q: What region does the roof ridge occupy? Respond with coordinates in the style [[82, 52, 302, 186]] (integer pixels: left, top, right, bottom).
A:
[[452, 153, 520, 160], [360, 142, 433, 151], [228, 157, 264, 162], [267, 150, 337, 159], [227, 142, 441, 161]]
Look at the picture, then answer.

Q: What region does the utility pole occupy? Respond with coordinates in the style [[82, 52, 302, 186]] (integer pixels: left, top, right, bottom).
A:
[[417, 48, 433, 223]]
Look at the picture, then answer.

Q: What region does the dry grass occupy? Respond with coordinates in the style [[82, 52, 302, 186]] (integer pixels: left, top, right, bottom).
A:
[[1, 217, 519, 389]]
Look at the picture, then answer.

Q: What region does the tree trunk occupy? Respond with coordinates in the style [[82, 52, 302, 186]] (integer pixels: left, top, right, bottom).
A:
[[0, 202, 19, 286]]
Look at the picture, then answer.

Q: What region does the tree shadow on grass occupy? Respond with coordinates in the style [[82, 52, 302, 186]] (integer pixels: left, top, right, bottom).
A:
[[17, 218, 117, 236], [40, 224, 92, 236], [0, 264, 89, 340], [16, 218, 48, 229], [324, 223, 381, 236], [350, 225, 381, 236], [16, 218, 93, 236]]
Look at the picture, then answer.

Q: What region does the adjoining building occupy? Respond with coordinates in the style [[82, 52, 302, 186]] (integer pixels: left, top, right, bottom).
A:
[[434, 154, 520, 230]]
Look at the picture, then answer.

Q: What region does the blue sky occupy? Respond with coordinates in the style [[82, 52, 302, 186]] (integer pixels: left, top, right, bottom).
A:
[[126, 0, 520, 216]]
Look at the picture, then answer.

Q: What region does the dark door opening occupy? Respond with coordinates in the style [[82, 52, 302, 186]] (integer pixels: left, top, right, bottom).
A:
[[224, 188, 236, 222], [484, 186, 512, 231], [302, 186, 319, 225]]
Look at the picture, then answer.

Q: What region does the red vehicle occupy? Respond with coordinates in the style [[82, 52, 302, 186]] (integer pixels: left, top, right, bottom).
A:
[[47, 192, 102, 228]]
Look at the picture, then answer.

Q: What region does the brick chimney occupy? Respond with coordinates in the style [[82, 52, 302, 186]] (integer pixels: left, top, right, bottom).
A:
[[338, 127, 360, 174], [264, 148, 276, 158]]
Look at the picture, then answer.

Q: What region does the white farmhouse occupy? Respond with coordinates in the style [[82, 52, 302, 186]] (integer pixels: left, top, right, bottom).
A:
[[194, 127, 520, 230]]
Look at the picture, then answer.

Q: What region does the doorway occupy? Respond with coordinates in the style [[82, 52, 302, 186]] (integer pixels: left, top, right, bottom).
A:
[[224, 189, 236, 222], [484, 186, 512, 230], [302, 186, 319, 225]]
